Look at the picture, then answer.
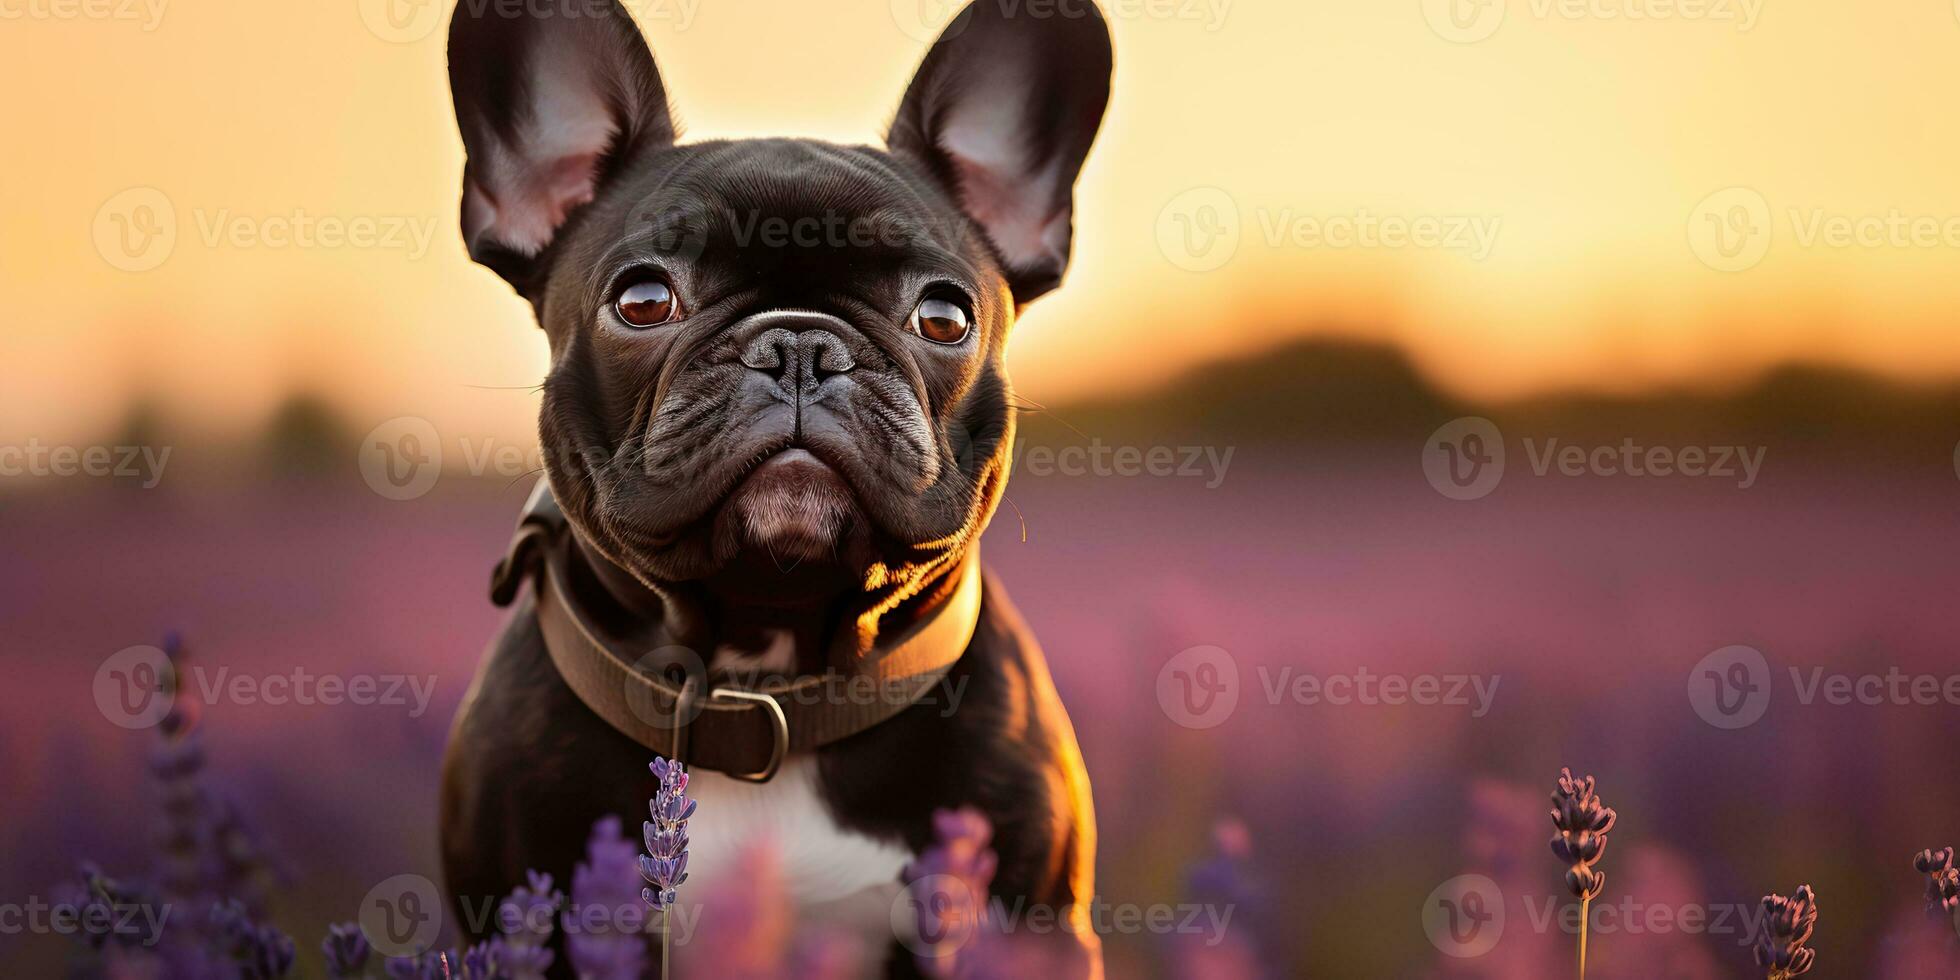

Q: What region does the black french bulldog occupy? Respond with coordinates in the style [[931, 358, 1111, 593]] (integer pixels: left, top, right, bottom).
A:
[[438, 0, 1112, 974]]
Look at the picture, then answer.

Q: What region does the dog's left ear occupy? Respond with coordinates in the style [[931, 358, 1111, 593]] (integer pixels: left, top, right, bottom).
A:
[[888, 1, 1113, 304], [447, 0, 675, 291]]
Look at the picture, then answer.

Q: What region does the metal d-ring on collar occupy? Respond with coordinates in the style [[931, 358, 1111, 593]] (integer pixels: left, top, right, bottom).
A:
[[665, 675, 788, 783], [706, 687, 789, 782]]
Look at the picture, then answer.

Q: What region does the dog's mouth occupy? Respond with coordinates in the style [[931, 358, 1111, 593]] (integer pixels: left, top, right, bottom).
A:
[[720, 446, 862, 563]]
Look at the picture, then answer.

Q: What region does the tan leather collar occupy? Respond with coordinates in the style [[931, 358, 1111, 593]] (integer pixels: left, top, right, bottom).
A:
[[490, 480, 983, 782]]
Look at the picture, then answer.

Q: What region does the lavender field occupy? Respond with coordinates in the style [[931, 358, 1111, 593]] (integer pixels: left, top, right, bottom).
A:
[[7, 355, 1960, 975]]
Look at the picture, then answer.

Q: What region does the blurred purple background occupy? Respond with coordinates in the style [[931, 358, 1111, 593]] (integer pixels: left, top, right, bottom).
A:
[[6, 340, 1960, 976]]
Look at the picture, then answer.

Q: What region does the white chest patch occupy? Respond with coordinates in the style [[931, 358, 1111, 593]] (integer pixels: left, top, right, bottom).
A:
[[681, 755, 914, 933]]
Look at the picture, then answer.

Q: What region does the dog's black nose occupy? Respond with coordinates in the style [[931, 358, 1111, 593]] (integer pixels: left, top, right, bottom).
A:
[[736, 313, 857, 388]]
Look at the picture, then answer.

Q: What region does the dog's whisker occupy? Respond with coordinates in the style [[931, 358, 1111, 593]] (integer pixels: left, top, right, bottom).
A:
[[1001, 494, 1029, 543]]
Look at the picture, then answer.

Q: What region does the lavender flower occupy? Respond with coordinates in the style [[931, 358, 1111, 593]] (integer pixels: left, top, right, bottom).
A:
[[62, 863, 167, 951], [459, 940, 505, 980], [1550, 768, 1616, 980], [1172, 818, 1267, 980], [497, 870, 561, 979], [209, 898, 296, 979], [569, 816, 648, 980], [1915, 848, 1960, 917], [1549, 768, 1616, 902], [900, 808, 1100, 979], [323, 921, 371, 977], [1754, 885, 1818, 979], [903, 807, 997, 976], [151, 632, 215, 904], [390, 948, 480, 980], [385, 951, 446, 980], [641, 757, 696, 911]]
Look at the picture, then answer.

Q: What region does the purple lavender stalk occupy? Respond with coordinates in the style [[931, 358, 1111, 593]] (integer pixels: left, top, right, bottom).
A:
[[458, 940, 504, 980], [641, 757, 696, 912], [642, 756, 695, 980], [1915, 847, 1960, 936], [570, 816, 649, 980], [497, 870, 561, 980], [209, 898, 296, 979], [385, 951, 446, 979], [322, 922, 372, 977], [1754, 884, 1819, 979], [1549, 768, 1616, 903], [902, 807, 998, 978]]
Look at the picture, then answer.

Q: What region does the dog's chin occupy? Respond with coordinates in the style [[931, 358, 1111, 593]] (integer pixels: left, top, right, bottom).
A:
[[724, 448, 860, 567]]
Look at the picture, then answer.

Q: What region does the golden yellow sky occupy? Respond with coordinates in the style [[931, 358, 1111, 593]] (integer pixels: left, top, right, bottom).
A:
[[7, 0, 1960, 447]]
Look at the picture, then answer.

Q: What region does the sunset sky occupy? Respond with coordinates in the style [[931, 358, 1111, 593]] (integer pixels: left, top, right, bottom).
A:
[[8, 0, 1960, 447]]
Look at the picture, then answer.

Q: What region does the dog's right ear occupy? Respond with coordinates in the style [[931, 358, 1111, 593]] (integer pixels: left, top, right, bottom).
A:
[[447, 0, 674, 291]]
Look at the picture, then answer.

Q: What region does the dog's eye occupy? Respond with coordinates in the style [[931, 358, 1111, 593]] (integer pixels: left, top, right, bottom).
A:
[[909, 295, 971, 345], [616, 278, 680, 328]]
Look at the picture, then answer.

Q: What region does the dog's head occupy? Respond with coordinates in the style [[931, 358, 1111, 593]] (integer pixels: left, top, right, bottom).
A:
[[448, 0, 1113, 607], [447, 0, 1110, 605]]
